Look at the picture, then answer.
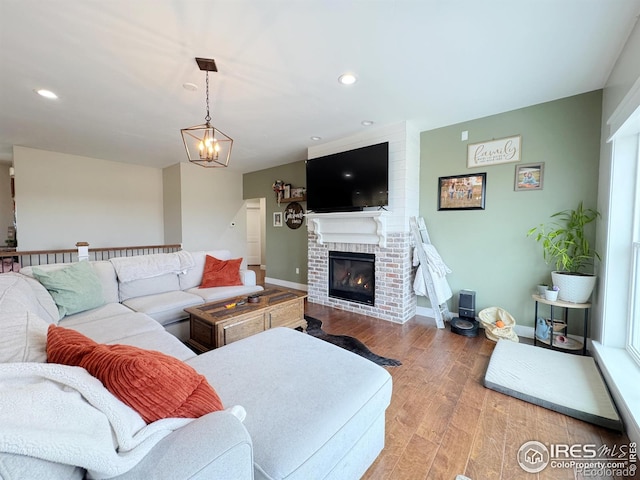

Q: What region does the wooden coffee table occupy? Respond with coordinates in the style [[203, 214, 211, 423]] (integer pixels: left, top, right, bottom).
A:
[[185, 287, 307, 353]]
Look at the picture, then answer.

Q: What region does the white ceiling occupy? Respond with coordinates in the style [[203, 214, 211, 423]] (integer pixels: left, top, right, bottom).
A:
[[1, 1, 639, 173]]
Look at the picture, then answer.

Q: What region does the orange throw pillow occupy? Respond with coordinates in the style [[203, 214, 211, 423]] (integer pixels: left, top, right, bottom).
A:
[[199, 255, 243, 288], [46, 325, 224, 423]]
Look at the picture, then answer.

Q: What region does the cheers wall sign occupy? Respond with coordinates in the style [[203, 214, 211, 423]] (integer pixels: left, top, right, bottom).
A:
[[467, 135, 521, 168]]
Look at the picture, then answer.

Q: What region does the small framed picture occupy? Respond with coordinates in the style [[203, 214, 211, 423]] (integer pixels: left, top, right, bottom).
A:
[[514, 162, 544, 191], [273, 212, 283, 227], [438, 173, 486, 211], [283, 184, 291, 199]]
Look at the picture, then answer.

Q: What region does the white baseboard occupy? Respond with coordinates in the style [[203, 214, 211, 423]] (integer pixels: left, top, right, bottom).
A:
[[513, 325, 592, 346], [513, 324, 535, 338], [415, 305, 435, 319], [265, 277, 308, 291], [414, 312, 565, 340]]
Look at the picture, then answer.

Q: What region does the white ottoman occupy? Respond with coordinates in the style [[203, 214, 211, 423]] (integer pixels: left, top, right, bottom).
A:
[[186, 327, 392, 480]]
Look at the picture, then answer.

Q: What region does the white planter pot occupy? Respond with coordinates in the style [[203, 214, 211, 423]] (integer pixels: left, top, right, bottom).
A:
[[536, 284, 549, 296], [551, 271, 596, 303]]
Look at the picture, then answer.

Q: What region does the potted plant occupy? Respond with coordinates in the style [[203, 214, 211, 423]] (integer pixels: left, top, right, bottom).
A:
[[527, 201, 600, 303]]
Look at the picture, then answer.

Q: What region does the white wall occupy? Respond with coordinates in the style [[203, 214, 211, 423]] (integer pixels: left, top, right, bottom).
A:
[[178, 162, 248, 260], [162, 163, 182, 245], [13, 146, 164, 250], [11, 146, 249, 256]]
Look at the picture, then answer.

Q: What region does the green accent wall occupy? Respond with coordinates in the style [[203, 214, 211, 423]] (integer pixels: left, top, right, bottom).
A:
[[243, 160, 308, 284], [419, 90, 602, 328]]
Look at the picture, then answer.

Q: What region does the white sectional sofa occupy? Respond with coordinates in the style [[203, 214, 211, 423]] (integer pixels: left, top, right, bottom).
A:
[[21, 249, 264, 342], [0, 250, 393, 480]]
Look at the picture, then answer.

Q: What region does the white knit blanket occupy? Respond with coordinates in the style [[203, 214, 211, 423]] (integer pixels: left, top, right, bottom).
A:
[[109, 251, 195, 283], [0, 363, 192, 479], [414, 243, 452, 278], [412, 243, 452, 304]]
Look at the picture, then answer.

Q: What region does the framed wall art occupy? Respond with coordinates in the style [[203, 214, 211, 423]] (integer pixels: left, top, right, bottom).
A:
[[290, 187, 305, 198], [273, 212, 283, 227], [438, 173, 486, 211], [467, 135, 521, 168], [514, 162, 544, 191]]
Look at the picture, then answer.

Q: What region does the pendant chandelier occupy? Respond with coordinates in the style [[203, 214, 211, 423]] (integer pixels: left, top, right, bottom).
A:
[[181, 57, 233, 168]]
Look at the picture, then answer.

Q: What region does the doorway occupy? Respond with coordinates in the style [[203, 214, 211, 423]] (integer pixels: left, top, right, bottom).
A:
[[245, 198, 265, 267], [1, 164, 16, 249]]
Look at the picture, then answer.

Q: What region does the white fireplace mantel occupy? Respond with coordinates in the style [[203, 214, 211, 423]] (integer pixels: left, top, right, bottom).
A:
[[306, 211, 388, 246]]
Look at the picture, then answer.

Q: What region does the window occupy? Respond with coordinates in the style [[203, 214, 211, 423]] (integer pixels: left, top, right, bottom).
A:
[[604, 108, 639, 364], [628, 134, 640, 365], [630, 241, 640, 364]]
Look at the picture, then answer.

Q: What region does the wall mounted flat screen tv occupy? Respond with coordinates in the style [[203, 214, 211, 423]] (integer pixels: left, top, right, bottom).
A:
[[306, 142, 389, 213]]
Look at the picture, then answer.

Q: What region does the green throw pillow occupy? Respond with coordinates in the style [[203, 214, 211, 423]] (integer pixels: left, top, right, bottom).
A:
[[32, 261, 104, 318]]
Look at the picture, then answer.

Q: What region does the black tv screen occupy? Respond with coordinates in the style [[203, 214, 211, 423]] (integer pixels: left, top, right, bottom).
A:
[[306, 142, 389, 213]]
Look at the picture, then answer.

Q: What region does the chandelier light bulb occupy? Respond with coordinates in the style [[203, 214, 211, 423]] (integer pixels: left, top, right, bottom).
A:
[[199, 132, 220, 161]]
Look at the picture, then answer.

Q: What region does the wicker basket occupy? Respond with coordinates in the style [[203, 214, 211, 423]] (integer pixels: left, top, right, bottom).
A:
[[549, 319, 567, 332], [478, 307, 519, 343]]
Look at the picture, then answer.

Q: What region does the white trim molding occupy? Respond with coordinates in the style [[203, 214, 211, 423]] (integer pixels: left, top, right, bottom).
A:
[[607, 75, 640, 141], [306, 211, 388, 247], [264, 277, 308, 291]]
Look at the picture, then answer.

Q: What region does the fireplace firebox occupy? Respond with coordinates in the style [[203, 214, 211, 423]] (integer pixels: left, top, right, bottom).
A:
[[328, 251, 375, 305]]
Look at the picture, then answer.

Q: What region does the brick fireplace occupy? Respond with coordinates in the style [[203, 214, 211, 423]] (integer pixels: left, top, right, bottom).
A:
[[307, 225, 415, 323], [305, 121, 421, 324]]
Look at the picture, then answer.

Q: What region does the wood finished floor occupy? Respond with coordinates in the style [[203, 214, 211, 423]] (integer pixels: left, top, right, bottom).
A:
[[303, 302, 632, 480], [248, 270, 632, 480]]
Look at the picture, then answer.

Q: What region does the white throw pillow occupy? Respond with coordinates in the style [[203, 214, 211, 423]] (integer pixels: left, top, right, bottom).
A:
[[0, 307, 49, 363], [19, 275, 60, 324], [0, 273, 59, 325]]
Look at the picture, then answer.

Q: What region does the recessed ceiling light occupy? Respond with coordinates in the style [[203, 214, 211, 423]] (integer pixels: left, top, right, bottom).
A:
[[338, 73, 357, 85], [361, 120, 374, 126], [310, 136, 322, 141], [35, 89, 58, 99], [183, 82, 198, 91]]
